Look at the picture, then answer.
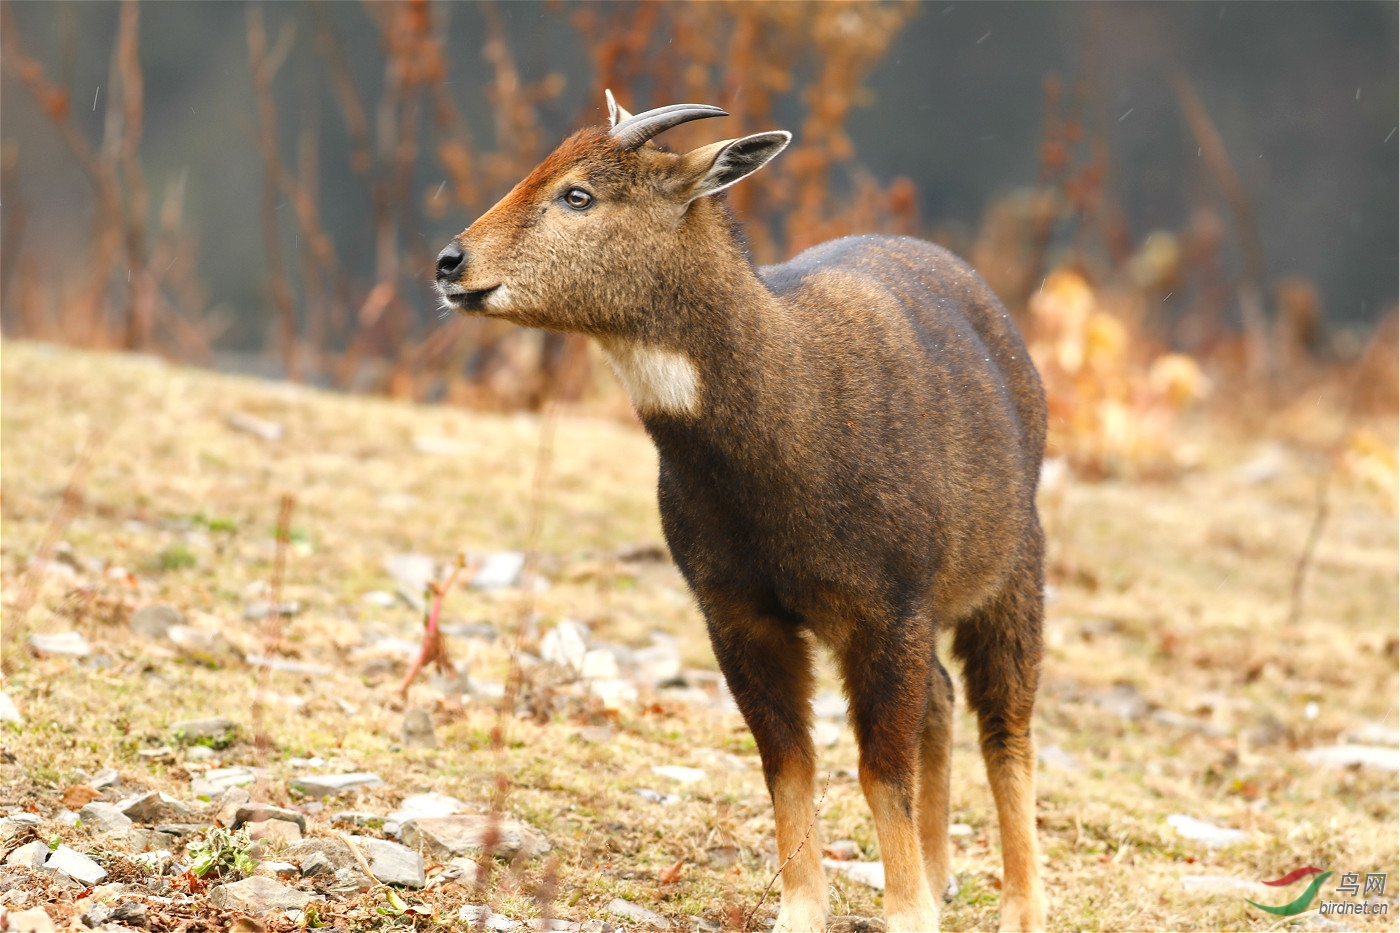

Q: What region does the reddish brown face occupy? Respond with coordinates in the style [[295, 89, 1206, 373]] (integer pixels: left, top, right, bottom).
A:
[[433, 107, 790, 339]]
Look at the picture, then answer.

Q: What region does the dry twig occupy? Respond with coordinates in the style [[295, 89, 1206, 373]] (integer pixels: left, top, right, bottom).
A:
[[744, 772, 832, 932]]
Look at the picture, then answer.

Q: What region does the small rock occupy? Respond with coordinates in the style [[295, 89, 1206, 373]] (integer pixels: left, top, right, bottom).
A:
[[110, 901, 147, 925], [580, 922, 616, 933], [1302, 744, 1400, 772], [169, 717, 235, 742], [130, 605, 183, 639], [632, 643, 682, 685], [0, 692, 22, 724], [651, 765, 706, 785], [184, 746, 215, 763], [580, 649, 619, 681], [402, 709, 437, 749], [233, 804, 308, 834], [948, 823, 973, 837], [246, 819, 302, 844], [5, 841, 50, 870], [812, 722, 842, 748], [540, 620, 589, 669], [388, 792, 465, 824], [346, 836, 424, 888], [80, 903, 113, 928], [256, 860, 300, 879], [154, 823, 209, 837], [385, 553, 437, 595], [166, 626, 225, 658], [299, 851, 335, 877], [528, 920, 580, 932], [608, 898, 671, 929], [429, 857, 480, 888], [78, 802, 134, 835], [633, 788, 680, 806], [812, 691, 848, 721], [90, 769, 121, 790], [487, 915, 524, 932], [1086, 683, 1147, 721], [291, 772, 383, 797], [575, 726, 614, 745], [116, 791, 183, 823], [137, 746, 175, 761], [1346, 723, 1400, 747], [191, 767, 259, 799], [1166, 814, 1248, 848], [588, 679, 638, 710], [242, 601, 301, 622], [1037, 744, 1082, 773], [823, 858, 885, 890], [399, 815, 549, 861], [822, 840, 861, 861], [28, 632, 91, 657], [208, 875, 310, 911], [1180, 874, 1269, 895], [44, 845, 107, 885], [129, 849, 171, 870], [215, 787, 253, 827], [471, 552, 526, 590], [1, 908, 55, 932]]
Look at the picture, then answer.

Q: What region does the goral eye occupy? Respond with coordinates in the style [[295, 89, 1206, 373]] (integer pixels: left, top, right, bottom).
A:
[[564, 187, 593, 210]]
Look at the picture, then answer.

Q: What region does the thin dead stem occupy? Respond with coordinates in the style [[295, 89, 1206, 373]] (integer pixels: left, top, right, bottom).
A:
[[744, 772, 831, 932], [252, 493, 296, 759], [398, 549, 474, 698]]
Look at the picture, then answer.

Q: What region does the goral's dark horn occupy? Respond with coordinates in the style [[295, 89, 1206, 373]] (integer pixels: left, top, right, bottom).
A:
[[610, 103, 729, 151]]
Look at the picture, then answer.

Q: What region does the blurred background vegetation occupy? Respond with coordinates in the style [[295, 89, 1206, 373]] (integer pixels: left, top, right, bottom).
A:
[[2, 0, 1396, 475]]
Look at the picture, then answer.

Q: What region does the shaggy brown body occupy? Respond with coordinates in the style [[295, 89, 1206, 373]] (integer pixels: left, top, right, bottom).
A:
[[437, 106, 1048, 932]]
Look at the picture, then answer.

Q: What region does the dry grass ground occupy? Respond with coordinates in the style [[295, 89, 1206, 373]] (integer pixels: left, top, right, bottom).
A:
[[2, 339, 1396, 931]]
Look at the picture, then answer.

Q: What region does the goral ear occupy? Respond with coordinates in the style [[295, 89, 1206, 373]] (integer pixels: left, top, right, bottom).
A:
[[605, 89, 634, 129], [674, 131, 792, 203]]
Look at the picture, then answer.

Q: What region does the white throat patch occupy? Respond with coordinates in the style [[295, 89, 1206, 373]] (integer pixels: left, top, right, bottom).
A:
[[599, 340, 701, 417]]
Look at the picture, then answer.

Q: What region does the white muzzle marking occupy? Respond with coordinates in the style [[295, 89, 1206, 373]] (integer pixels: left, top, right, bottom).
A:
[[599, 340, 701, 417]]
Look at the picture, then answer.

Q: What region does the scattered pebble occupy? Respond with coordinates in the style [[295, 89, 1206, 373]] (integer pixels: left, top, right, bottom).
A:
[[1180, 874, 1269, 895], [651, 765, 706, 785], [28, 632, 91, 657], [1, 908, 55, 932], [589, 679, 638, 709], [191, 767, 261, 799], [948, 823, 973, 837], [44, 845, 108, 885], [540, 619, 590, 670], [234, 803, 308, 833], [402, 708, 437, 749], [90, 768, 121, 790], [291, 771, 384, 797], [1037, 744, 1082, 772], [822, 839, 861, 861], [388, 792, 466, 823], [299, 851, 335, 877], [244, 653, 329, 674], [1346, 723, 1400, 747], [346, 835, 425, 888], [362, 590, 398, 607], [608, 897, 671, 929], [1302, 744, 1400, 772], [185, 746, 215, 762], [471, 552, 526, 590], [0, 692, 21, 724], [130, 604, 184, 639], [1167, 814, 1248, 847], [824, 858, 885, 889], [812, 722, 842, 748], [633, 788, 680, 806], [226, 411, 284, 441], [209, 875, 311, 911], [1086, 683, 1147, 721], [580, 648, 620, 680], [77, 802, 134, 835], [5, 841, 50, 869], [399, 814, 550, 861], [170, 716, 235, 741], [812, 691, 848, 721]]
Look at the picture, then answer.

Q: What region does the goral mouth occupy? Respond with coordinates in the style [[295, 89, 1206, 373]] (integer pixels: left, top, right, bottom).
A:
[[439, 284, 500, 312]]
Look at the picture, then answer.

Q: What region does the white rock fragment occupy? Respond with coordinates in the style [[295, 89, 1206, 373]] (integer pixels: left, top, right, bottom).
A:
[[540, 619, 590, 670], [1167, 814, 1248, 847], [78, 802, 134, 835], [45, 845, 108, 885], [1037, 744, 1082, 772], [0, 692, 21, 724], [589, 679, 637, 709], [388, 792, 466, 824], [632, 788, 680, 806], [399, 814, 549, 861], [1303, 744, 1400, 772], [607, 898, 671, 929], [823, 858, 885, 889], [208, 875, 311, 911], [292, 772, 384, 797], [580, 649, 620, 681], [190, 767, 261, 799], [472, 552, 527, 590], [812, 691, 848, 721], [5, 841, 50, 869], [346, 836, 425, 888], [812, 722, 842, 748], [948, 823, 974, 837], [650, 765, 707, 785], [226, 411, 284, 442], [28, 632, 91, 657]]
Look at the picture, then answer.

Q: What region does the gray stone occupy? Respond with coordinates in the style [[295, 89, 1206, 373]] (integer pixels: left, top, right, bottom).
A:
[[110, 901, 147, 925], [471, 552, 526, 590], [487, 915, 524, 932], [399, 815, 549, 862], [298, 851, 335, 877], [246, 819, 302, 845], [580, 922, 616, 933], [166, 626, 225, 658], [191, 767, 259, 799], [528, 920, 581, 932], [402, 709, 436, 749], [326, 866, 373, 897], [215, 787, 252, 827], [823, 859, 885, 890], [346, 836, 424, 888], [5, 841, 49, 869], [130, 605, 183, 639], [257, 860, 299, 879], [169, 717, 235, 742], [184, 746, 215, 763], [155, 823, 210, 837], [607, 898, 671, 929], [90, 769, 121, 790], [822, 839, 861, 861], [1086, 683, 1147, 721], [1, 908, 55, 931], [115, 791, 173, 822], [291, 772, 383, 797], [208, 875, 311, 911], [1036, 744, 1082, 773], [44, 845, 107, 885], [233, 804, 307, 834], [78, 802, 134, 835], [540, 620, 589, 669], [1303, 744, 1400, 772]]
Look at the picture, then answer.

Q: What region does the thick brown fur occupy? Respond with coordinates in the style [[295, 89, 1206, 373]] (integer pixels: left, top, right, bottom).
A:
[[439, 117, 1049, 933]]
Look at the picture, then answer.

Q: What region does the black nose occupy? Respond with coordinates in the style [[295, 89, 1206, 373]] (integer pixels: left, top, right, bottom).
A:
[[436, 243, 467, 281]]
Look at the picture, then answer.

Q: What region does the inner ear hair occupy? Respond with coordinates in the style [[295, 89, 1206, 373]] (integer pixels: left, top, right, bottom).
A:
[[684, 131, 792, 202]]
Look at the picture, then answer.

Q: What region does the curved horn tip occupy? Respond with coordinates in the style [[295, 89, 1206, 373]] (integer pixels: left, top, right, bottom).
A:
[[610, 103, 730, 150]]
